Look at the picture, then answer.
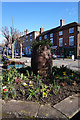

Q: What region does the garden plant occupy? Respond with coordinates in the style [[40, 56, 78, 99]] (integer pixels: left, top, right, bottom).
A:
[[1, 65, 80, 106]]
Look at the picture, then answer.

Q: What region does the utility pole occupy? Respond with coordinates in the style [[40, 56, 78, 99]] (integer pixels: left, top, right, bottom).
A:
[[12, 16, 16, 58]]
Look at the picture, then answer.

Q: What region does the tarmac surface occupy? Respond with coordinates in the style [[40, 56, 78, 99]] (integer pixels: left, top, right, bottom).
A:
[[10, 57, 80, 71]]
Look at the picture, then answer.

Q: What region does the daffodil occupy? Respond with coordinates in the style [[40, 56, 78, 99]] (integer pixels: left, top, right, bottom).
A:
[[42, 92, 47, 98], [72, 73, 74, 76], [63, 72, 66, 76], [56, 76, 58, 79]]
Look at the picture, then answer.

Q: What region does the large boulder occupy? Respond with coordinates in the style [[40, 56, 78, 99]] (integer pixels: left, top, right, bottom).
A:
[[31, 44, 52, 78]]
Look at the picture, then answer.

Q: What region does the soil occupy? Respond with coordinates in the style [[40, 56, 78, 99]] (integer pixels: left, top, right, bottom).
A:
[[2, 66, 80, 106], [5, 79, 80, 107]]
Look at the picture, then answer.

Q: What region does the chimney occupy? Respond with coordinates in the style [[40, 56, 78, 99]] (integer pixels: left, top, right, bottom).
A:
[[60, 19, 65, 27], [24, 29, 29, 35], [40, 26, 44, 34]]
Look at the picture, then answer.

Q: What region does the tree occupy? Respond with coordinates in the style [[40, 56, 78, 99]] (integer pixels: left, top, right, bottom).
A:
[[2, 26, 21, 59], [2, 26, 10, 56]]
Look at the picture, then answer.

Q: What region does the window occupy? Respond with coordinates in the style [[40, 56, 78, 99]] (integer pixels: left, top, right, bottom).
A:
[[30, 34, 32, 42], [69, 36, 74, 46], [50, 33, 53, 38], [69, 28, 74, 33], [23, 39, 25, 43], [26, 36, 28, 41], [59, 31, 63, 36], [50, 33, 53, 44], [44, 35, 47, 39], [30, 34, 32, 39], [59, 38, 63, 47], [39, 36, 42, 40], [50, 38, 53, 44]]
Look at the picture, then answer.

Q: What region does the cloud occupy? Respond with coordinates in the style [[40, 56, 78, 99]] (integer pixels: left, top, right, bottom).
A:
[[66, 7, 77, 17]]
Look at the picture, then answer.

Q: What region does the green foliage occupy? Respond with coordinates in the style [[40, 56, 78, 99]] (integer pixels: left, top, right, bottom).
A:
[[27, 88, 37, 100], [53, 80, 60, 95], [26, 70, 30, 77], [32, 39, 52, 50], [2, 85, 16, 99], [2, 66, 19, 85], [9, 85, 16, 99], [6, 56, 11, 59]]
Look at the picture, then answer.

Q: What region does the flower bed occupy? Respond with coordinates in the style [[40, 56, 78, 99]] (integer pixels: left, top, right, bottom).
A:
[[1, 65, 80, 106], [3, 60, 24, 69]]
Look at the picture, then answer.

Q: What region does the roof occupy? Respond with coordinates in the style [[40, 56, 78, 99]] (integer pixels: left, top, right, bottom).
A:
[[37, 22, 80, 37], [20, 31, 39, 39]]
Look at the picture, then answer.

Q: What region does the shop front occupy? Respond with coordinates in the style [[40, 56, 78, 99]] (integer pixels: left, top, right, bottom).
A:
[[51, 46, 57, 55], [57, 46, 76, 58]]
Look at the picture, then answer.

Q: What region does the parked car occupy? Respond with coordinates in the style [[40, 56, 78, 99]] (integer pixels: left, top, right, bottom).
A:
[[16, 52, 19, 56], [22, 52, 25, 56], [52, 54, 57, 59], [2, 56, 9, 62], [56, 55, 60, 58]]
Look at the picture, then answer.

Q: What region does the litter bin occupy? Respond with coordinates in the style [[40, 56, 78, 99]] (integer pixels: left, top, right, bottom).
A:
[[72, 55, 75, 61]]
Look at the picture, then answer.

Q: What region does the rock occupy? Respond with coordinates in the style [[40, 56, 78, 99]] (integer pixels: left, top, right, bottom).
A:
[[31, 45, 52, 78]]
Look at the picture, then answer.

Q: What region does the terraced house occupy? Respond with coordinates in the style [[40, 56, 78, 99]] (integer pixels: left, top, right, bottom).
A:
[[36, 20, 80, 58], [15, 29, 40, 56], [15, 19, 80, 58]]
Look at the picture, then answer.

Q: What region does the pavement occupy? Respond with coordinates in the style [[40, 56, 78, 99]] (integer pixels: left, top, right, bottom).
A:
[[1, 94, 80, 120], [52, 59, 80, 71]]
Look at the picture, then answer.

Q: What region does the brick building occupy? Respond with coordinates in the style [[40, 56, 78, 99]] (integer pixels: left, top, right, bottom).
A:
[[15, 29, 40, 56], [36, 20, 80, 58]]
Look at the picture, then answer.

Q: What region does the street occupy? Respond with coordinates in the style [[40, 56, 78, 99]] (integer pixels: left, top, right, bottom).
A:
[[9, 57, 80, 72]]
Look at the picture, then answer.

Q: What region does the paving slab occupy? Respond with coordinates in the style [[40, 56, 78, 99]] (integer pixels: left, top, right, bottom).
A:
[[37, 104, 68, 120], [1, 94, 80, 119], [54, 94, 80, 119], [2, 99, 68, 120], [2, 100, 40, 118]]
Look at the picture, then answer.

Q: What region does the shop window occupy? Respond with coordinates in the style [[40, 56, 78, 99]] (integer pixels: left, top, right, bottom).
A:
[[59, 38, 63, 47], [69, 36, 74, 46]]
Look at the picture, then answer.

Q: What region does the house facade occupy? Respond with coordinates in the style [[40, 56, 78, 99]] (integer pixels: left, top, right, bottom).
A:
[[36, 20, 80, 58], [15, 20, 80, 58], [15, 30, 40, 56]]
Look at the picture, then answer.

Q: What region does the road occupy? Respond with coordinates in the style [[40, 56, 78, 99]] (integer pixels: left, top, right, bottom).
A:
[[53, 59, 80, 71], [10, 57, 80, 72]]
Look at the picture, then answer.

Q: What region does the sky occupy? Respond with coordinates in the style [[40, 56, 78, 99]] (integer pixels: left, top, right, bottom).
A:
[[0, 2, 79, 43]]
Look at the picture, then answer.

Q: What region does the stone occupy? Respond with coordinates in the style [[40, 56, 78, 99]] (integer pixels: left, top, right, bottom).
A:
[[54, 94, 80, 119], [31, 45, 52, 78], [2, 100, 40, 118], [37, 104, 68, 120]]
